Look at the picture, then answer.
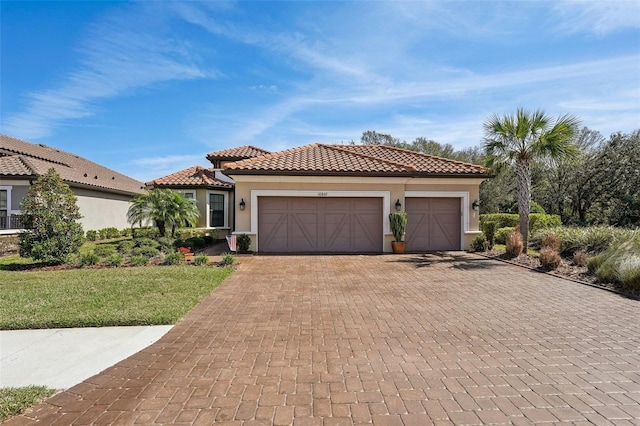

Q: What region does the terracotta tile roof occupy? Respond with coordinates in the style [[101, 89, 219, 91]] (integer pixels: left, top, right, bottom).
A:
[[206, 145, 271, 161], [224, 144, 487, 177], [146, 165, 233, 189], [334, 144, 486, 175], [0, 134, 145, 195]]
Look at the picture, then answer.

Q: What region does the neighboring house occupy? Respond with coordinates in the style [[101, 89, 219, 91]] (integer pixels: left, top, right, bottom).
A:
[[0, 134, 145, 234], [223, 144, 488, 253], [146, 146, 270, 233]]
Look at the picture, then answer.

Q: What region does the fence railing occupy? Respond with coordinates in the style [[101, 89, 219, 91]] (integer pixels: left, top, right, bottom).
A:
[[0, 215, 24, 230]]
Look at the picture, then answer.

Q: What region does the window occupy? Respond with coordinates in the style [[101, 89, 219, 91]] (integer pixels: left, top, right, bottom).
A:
[[209, 193, 225, 227], [183, 192, 196, 227], [0, 190, 6, 229]]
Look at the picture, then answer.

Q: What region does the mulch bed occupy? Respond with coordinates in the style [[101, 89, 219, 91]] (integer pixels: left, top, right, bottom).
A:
[[483, 249, 639, 299]]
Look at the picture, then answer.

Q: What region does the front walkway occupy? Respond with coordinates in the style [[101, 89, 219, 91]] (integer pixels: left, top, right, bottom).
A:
[[7, 253, 640, 425]]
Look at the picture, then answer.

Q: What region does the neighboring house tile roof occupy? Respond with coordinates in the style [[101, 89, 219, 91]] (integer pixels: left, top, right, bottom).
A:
[[206, 145, 271, 161], [146, 165, 233, 189], [223, 144, 487, 177], [0, 134, 145, 195]]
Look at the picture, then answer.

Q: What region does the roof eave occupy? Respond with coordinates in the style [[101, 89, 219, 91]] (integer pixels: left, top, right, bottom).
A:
[[65, 180, 145, 196], [150, 183, 233, 190]]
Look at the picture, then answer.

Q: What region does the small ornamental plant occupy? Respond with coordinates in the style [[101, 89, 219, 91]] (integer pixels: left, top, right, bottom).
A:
[[177, 246, 192, 254]]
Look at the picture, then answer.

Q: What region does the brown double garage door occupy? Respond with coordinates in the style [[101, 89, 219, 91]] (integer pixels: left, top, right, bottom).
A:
[[258, 197, 383, 253], [258, 196, 461, 253]]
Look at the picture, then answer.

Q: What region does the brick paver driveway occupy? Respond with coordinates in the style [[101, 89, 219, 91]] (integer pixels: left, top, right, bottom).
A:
[[9, 253, 640, 425]]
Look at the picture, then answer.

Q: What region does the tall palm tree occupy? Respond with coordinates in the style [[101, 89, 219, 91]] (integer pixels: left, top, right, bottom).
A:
[[483, 108, 580, 252], [127, 189, 199, 237]]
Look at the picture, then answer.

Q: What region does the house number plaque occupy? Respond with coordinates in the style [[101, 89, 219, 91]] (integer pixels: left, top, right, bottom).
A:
[[317, 192, 328, 197]]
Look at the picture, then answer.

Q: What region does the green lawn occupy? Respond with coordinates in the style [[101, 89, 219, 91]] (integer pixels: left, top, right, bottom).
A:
[[0, 260, 233, 330], [0, 386, 56, 421]]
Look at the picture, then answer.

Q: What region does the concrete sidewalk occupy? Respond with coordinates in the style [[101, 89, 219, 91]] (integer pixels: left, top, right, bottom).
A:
[[0, 325, 172, 390]]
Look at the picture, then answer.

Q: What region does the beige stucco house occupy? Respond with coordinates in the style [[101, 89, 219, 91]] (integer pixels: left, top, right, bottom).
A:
[[222, 144, 488, 253], [0, 134, 145, 234]]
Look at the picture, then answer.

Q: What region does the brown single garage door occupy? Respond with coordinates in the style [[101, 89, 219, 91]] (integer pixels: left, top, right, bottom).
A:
[[258, 197, 382, 253], [406, 198, 461, 251]]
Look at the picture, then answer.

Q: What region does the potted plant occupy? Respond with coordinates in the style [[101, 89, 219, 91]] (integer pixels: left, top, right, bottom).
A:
[[389, 211, 407, 253], [177, 246, 194, 261]]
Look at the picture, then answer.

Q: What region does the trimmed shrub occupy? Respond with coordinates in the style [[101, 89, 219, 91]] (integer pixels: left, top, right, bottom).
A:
[[573, 250, 587, 267], [132, 227, 159, 239], [220, 253, 235, 266], [505, 229, 523, 258], [480, 213, 561, 233], [80, 252, 100, 267], [129, 255, 149, 266], [483, 222, 496, 250], [93, 244, 117, 258], [131, 246, 160, 258], [203, 235, 215, 245], [237, 234, 251, 253], [164, 252, 183, 265], [193, 254, 209, 266], [529, 214, 562, 231], [539, 248, 562, 270], [495, 227, 515, 245], [117, 240, 135, 254], [105, 254, 124, 267], [135, 238, 160, 249], [480, 213, 519, 229], [157, 237, 175, 254], [86, 230, 98, 241], [185, 237, 205, 249], [98, 227, 120, 240], [120, 228, 132, 237], [470, 234, 488, 252]]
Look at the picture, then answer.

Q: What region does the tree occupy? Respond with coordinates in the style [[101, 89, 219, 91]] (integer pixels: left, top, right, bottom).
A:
[[19, 168, 85, 263], [574, 130, 640, 226], [127, 188, 199, 237], [483, 108, 580, 252]]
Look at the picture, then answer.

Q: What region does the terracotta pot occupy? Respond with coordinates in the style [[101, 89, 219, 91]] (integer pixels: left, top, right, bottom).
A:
[[391, 241, 406, 254], [184, 253, 194, 261]]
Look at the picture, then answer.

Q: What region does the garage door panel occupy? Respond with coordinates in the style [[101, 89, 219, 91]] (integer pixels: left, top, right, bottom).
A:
[[258, 197, 382, 253], [406, 198, 461, 252]]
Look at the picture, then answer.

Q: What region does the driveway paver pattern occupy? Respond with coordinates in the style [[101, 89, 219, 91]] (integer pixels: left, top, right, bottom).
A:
[[7, 253, 640, 425]]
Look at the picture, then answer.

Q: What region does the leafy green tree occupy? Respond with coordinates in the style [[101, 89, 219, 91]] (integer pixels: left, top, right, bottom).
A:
[[576, 130, 640, 226], [127, 189, 199, 237], [483, 108, 580, 251], [19, 168, 84, 263]]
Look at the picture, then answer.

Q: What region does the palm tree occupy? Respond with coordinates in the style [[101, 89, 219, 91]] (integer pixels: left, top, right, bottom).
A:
[[166, 191, 200, 237], [127, 189, 199, 237], [483, 108, 580, 252]]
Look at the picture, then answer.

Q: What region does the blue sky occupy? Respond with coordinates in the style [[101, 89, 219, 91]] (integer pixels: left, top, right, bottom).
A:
[[2, 1, 639, 183]]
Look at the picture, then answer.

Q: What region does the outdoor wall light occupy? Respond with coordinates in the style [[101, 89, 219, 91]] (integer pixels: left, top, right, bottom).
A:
[[239, 198, 246, 211], [395, 199, 402, 211], [472, 199, 480, 211]]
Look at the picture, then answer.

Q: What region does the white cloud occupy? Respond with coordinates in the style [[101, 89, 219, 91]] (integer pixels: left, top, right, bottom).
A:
[[552, 0, 640, 35], [2, 3, 212, 140]]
